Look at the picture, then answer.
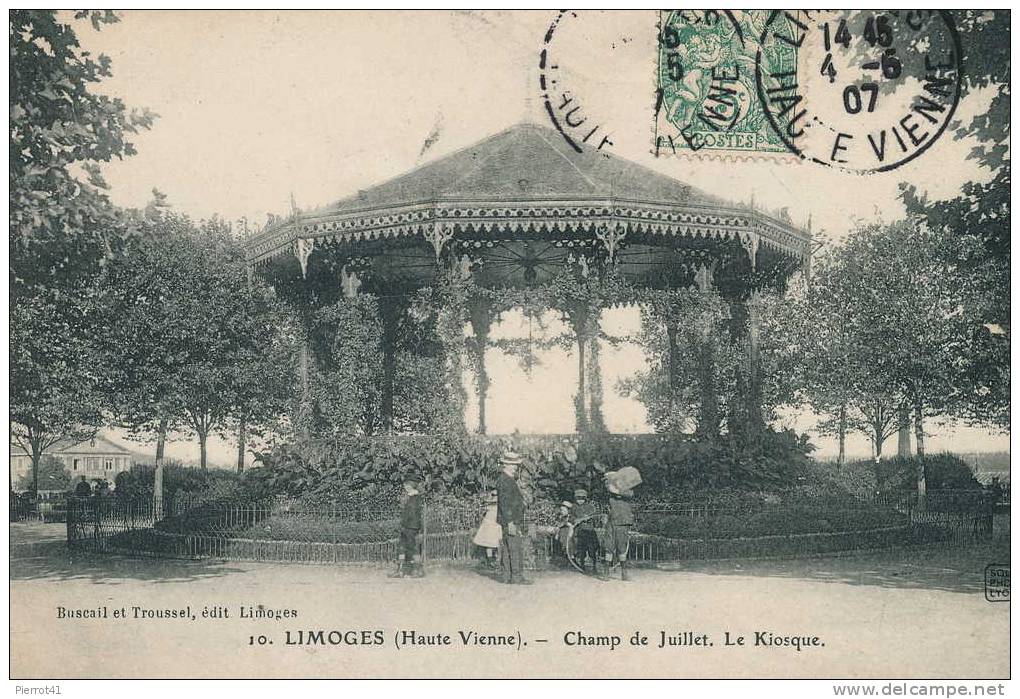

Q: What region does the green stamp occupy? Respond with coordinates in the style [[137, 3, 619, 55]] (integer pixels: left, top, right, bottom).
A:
[[654, 10, 800, 157]]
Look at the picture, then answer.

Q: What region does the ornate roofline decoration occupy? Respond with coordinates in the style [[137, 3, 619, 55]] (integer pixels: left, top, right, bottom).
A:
[[595, 220, 627, 265], [294, 237, 314, 278], [424, 220, 455, 262], [247, 198, 811, 270]]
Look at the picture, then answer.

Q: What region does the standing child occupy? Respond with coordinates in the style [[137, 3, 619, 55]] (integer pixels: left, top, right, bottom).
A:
[[389, 476, 425, 579], [571, 488, 600, 575], [555, 500, 574, 566], [472, 489, 501, 570], [599, 470, 639, 582]]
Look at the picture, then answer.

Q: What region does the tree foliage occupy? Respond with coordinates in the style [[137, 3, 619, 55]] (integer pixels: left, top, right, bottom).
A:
[[781, 219, 990, 461], [900, 10, 1009, 429], [10, 10, 154, 490], [105, 210, 297, 467], [10, 10, 155, 289], [16, 454, 71, 491]]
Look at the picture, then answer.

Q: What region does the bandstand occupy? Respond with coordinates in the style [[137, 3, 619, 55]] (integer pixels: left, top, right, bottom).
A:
[[244, 123, 811, 437]]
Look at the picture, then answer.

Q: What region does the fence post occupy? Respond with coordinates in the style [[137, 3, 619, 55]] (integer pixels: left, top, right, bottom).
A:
[[66, 497, 74, 549], [331, 500, 337, 564], [421, 498, 428, 566]]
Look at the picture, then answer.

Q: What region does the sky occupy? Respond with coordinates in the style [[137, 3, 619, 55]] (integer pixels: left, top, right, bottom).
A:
[[72, 10, 1008, 466]]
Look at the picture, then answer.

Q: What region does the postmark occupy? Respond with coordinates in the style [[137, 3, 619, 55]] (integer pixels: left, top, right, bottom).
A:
[[755, 10, 963, 173], [653, 10, 801, 160], [984, 563, 1009, 603], [539, 10, 619, 155]]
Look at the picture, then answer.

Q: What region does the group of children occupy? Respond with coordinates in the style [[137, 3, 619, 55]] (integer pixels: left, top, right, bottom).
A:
[[388, 460, 640, 583], [555, 468, 637, 581]]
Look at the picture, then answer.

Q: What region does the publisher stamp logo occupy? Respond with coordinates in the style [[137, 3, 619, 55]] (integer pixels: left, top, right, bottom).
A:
[[984, 564, 1009, 602]]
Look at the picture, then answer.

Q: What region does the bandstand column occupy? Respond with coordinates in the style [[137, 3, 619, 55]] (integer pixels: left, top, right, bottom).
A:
[[377, 295, 404, 433], [294, 238, 317, 446], [691, 265, 721, 440], [467, 294, 494, 435], [429, 224, 468, 434], [745, 289, 766, 435], [566, 306, 592, 434]]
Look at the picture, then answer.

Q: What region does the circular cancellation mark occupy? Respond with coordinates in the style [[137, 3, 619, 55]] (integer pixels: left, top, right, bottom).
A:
[[755, 10, 963, 173]]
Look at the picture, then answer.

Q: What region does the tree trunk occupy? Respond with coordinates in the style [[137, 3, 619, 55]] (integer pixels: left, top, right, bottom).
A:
[[872, 402, 887, 463], [154, 416, 167, 519], [837, 403, 847, 465], [914, 398, 926, 506], [198, 431, 208, 469], [897, 406, 911, 458], [236, 418, 246, 473], [29, 446, 41, 494], [913, 399, 926, 458]]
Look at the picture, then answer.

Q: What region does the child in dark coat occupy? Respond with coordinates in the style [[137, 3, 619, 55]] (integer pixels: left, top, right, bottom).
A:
[[389, 476, 425, 579], [571, 488, 600, 575]]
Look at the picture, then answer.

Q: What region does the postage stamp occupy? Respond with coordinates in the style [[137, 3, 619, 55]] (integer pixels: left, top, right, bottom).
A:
[[653, 10, 800, 159]]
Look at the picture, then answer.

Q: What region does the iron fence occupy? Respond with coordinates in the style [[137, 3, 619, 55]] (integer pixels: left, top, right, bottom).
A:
[[65, 489, 1005, 567]]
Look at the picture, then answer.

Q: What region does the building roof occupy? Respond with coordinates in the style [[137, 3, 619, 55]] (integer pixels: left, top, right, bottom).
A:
[[10, 434, 135, 458], [245, 121, 812, 280], [317, 122, 724, 215]]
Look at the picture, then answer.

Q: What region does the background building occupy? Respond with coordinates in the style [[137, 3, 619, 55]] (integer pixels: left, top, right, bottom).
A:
[[10, 435, 135, 488]]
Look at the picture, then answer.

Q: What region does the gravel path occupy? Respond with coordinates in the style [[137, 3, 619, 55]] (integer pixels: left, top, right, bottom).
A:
[[10, 524, 1009, 678]]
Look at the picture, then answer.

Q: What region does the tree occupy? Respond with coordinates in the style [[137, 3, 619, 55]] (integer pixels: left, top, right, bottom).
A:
[[169, 221, 296, 468], [620, 289, 736, 436], [16, 455, 71, 492], [10, 10, 153, 492], [843, 222, 967, 460], [780, 246, 902, 463], [106, 213, 296, 470], [10, 282, 107, 492], [785, 219, 975, 493], [900, 10, 1009, 430]]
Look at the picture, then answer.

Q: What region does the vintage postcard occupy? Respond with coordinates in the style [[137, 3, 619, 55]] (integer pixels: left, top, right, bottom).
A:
[[9, 9, 1010, 685]]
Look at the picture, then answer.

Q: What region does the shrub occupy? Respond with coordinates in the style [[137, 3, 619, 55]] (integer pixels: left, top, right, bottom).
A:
[[119, 461, 244, 503], [637, 496, 906, 540], [871, 453, 981, 493], [243, 429, 816, 504]]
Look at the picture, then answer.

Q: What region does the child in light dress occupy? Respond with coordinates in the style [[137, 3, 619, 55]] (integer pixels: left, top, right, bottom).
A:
[[472, 489, 501, 569]]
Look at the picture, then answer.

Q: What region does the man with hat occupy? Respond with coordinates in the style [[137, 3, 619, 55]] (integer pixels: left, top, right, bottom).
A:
[[570, 488, 600, 575], [389, 475, 425, 579], [496, 449, 532, 585]]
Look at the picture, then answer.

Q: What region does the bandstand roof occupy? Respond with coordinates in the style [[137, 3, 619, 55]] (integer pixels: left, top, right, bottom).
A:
[[324, 122, 724, 213], [245, 122, 811, 293]]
